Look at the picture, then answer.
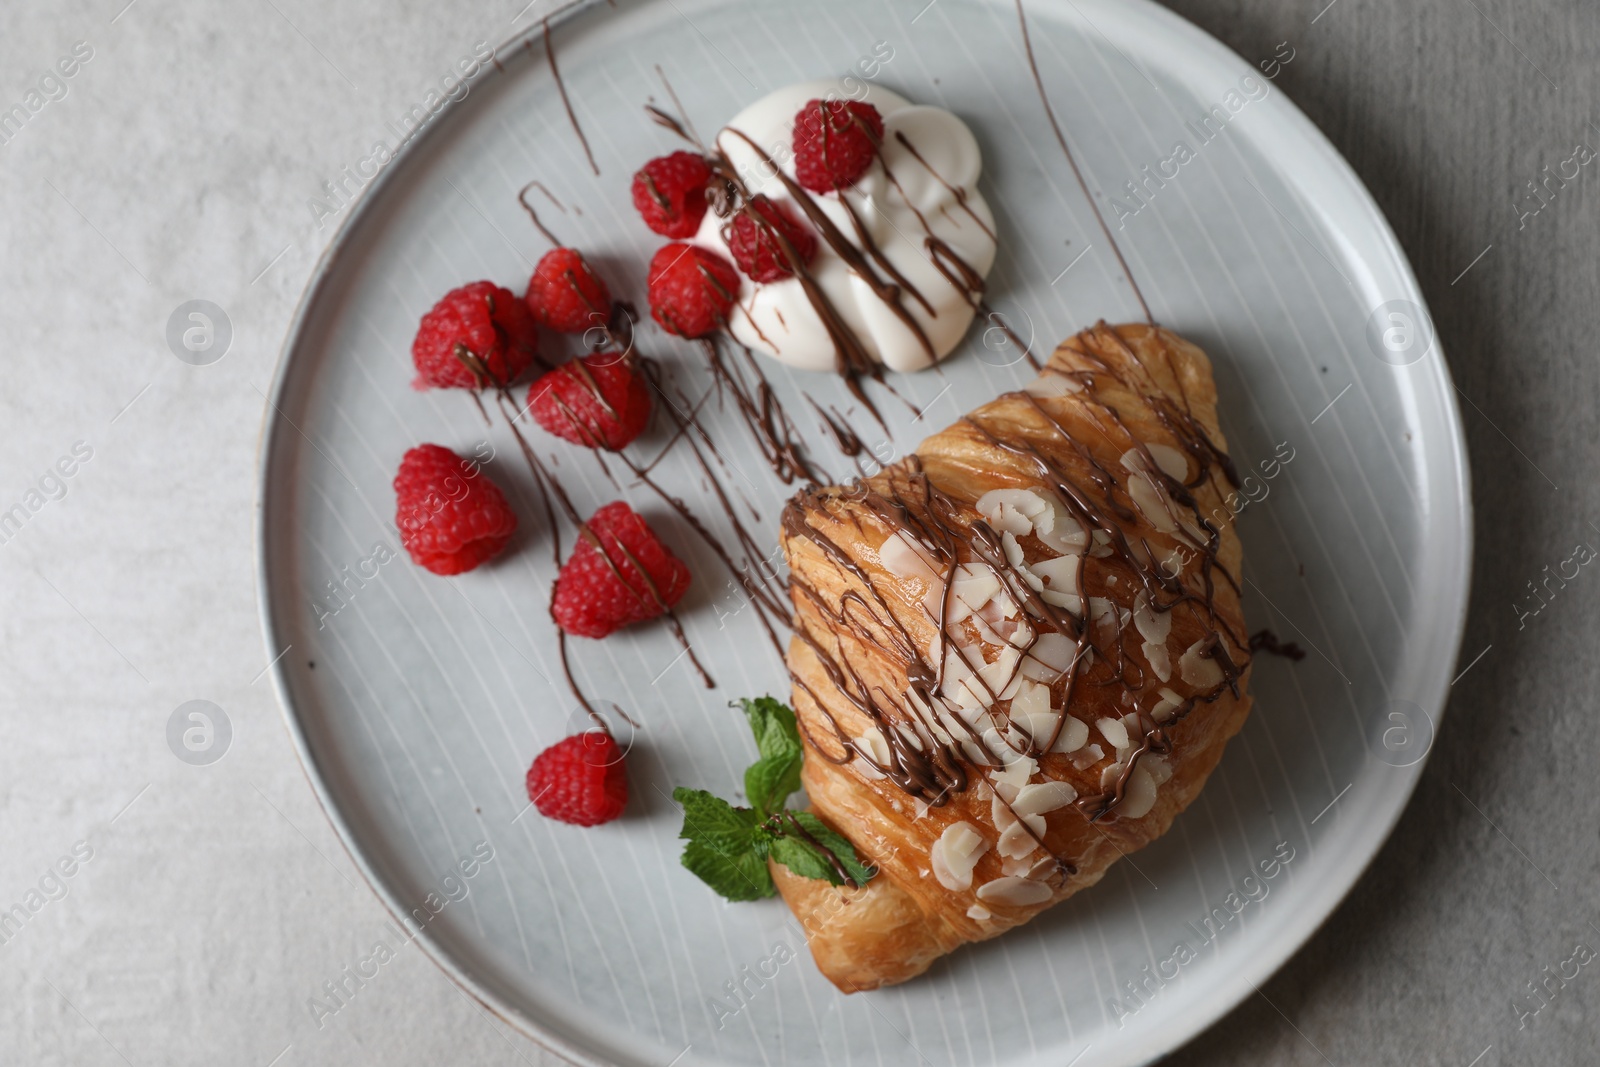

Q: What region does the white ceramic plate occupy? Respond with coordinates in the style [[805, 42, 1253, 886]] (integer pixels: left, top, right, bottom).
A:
[[258, 1, 1471, 1064]]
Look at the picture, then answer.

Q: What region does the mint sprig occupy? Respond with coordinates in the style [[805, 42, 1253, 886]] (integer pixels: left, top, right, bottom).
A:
[[672, 697, 876, 901]]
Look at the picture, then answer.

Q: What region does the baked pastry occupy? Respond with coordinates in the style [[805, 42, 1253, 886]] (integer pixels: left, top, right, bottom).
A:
[[774, 321, 1253, 991]]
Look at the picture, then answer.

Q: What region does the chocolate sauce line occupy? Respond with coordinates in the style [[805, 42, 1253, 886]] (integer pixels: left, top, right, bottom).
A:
[[836, 195, 937, 318], [698, 335, 822, 486], [557, 631, 602, 723], [892, 131, 997, 243], [633, 357, 794, 650], [1249, 628, 1306, 661], [1013, 0, 1154, 326], [638, 385, 715, 475], [652, 65, 705, 150], [806, 395, 865, 460], [515, 180, 564, 248], [539, 20, 598, 176], [779, 810, 861, 888], [609, 534, 715, 688], [876, 146, 1039, 376]]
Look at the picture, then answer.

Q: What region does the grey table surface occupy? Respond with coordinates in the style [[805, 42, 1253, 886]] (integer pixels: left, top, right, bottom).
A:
[[1, 0, 1595, 1064]]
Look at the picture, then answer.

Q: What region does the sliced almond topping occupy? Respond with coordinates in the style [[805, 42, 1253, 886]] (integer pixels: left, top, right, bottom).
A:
[[931, 821, 989, 891], [975, 876, 1053, 907], [1000, 530, 1024, 566], [1036, 501, 1088, 554], [950, 564, 1001, 614], [1009, 678, 1050, 719], [1132, 592, 1171, 645], [966, 903, 993, 920], [1120, 765, 1158, 818], [1089, 597, 1124, 633], [1008, 708, 1055, 752], [1127, 471, 1178, 534], [1149, 443, 1190, 481], [879, 531, 940, 583], [977, 645, 1022, 695], [1069, 741, 1105, 770], [1013, 780, 1078, 816], [1029, 554, 1083, 611], [1144, 754, 1174, 786], [1095, 715, 1130, 751], [1000, 853, 1034, 877], [1022, 632, 1074, 677], [976, 488, 1046, 537], [998, 813, 1046, 858], [1143, 640, 1173, 683], [1179, 638, 1226, 688], [1052, 715, 1089, 754], [1151, 687, 1184, 723]]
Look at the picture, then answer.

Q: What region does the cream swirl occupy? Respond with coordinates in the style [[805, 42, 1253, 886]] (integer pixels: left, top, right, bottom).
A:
[[693, 80, 997, 374]]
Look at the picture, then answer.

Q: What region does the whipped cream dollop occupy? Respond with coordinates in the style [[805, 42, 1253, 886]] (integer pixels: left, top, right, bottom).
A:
[[694, 80, 997, 374]]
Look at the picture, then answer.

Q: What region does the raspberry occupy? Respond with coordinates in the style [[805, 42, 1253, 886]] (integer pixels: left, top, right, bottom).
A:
[[412, 281, 538, 390], [393, 444, 517, 576], [526, 731, 628, 826], [631, 151, 714, 238], [529, 353, 652, 451], [725, 196, 818, 283], [646, 243, 740, 338], [792, 99, 884, 193], [526, 247, 612, 334], [551, 501, 691, 638]]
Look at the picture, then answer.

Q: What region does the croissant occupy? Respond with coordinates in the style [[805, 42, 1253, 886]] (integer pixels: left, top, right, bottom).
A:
[[773, 321, 1254, 991]]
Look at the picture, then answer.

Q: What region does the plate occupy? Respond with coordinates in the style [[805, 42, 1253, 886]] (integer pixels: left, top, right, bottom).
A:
[[257, 0, 1471, 1064]]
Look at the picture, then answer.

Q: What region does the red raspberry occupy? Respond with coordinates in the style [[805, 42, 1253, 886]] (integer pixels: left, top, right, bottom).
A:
[[552, 501, 691, 638], [393, 444, 517, 576], [792, 99, 884, 193], [526, 247, 612, 334], [412, 281, 538, 390], [725, 196, 818, 283], [526, 731, 627, 826], [529, 353, 652, 451], [631, 151, 714, 238], [646, 243, 740, 338]]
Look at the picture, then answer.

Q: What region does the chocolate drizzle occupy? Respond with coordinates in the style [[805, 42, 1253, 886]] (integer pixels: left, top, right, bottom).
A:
[[893, 131, 997, 243], [699, 335, 821, 486], [782, 323, 1252, 858], [539, 19, 598, 176], [1014, 0, 1155, 326], [516, 180, 565, 248], [1249, 628, 1306, 661]]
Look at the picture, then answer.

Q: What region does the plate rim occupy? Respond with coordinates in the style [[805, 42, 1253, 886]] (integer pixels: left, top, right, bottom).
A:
[[254, 1, 1474, 1063]]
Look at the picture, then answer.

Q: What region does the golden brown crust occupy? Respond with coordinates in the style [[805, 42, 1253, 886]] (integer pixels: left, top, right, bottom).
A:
[[774, 323, 1254, 991]]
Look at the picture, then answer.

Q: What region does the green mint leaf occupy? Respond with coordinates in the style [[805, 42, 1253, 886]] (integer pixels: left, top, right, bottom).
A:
[[768, 834, 841, 883], [740, 696, 802, 763], [672, 788, 759, 851], [786, 812, 877, 887], [673, 699, 875, 902], [680, 838, 776, 901], [671, 788, 774, 901], [738, 697, 803, 818]]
